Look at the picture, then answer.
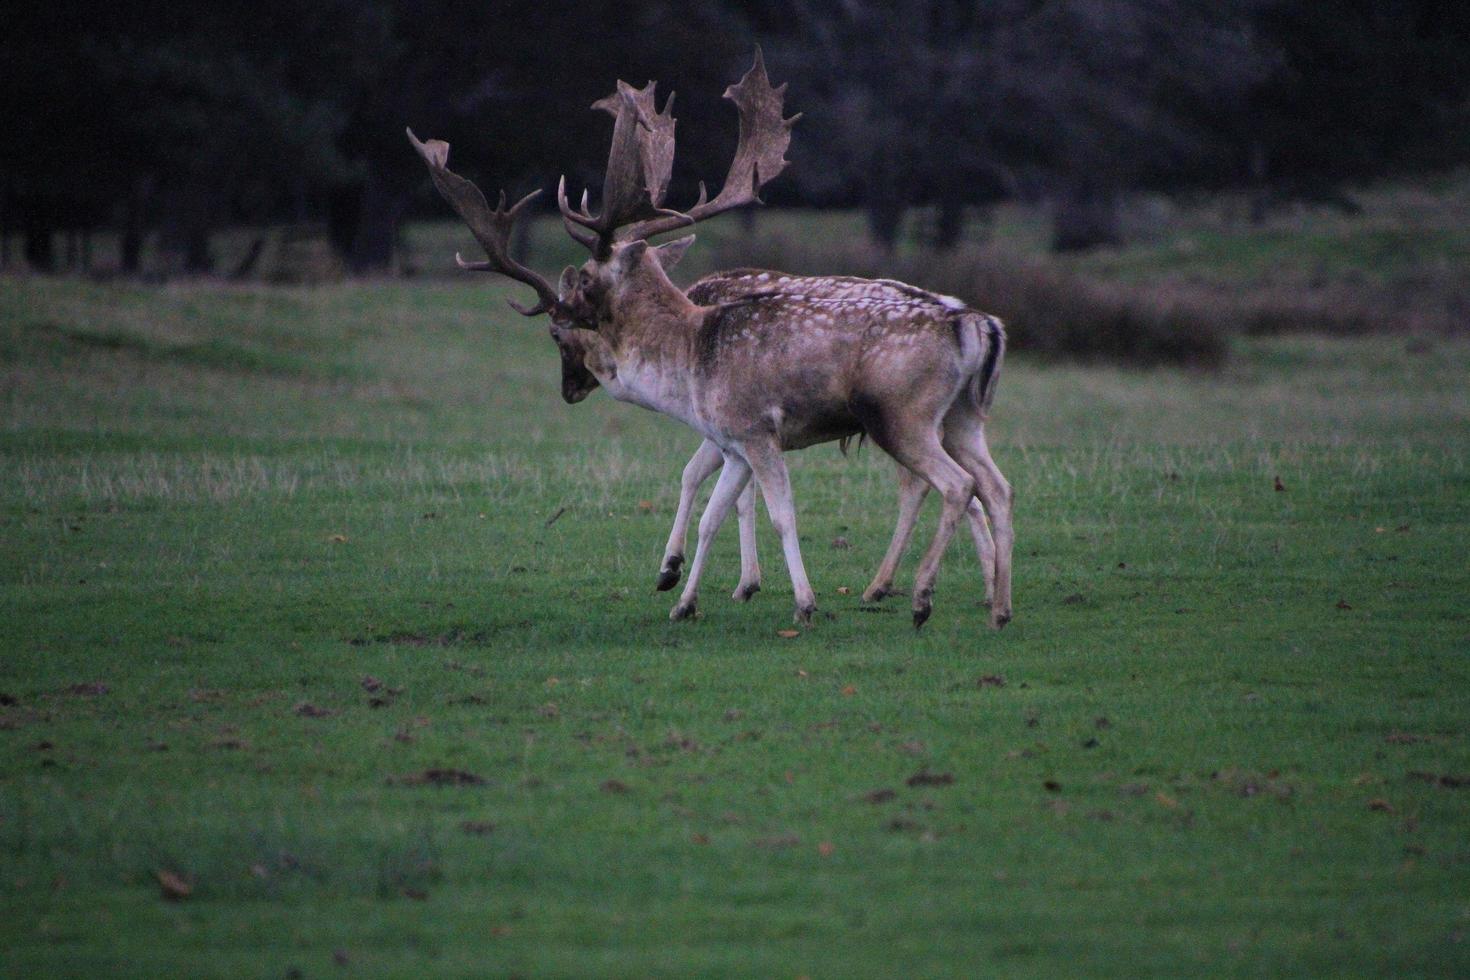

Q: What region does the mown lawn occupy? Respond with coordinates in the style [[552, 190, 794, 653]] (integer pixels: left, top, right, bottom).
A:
[[2, 276, 1469, 977]]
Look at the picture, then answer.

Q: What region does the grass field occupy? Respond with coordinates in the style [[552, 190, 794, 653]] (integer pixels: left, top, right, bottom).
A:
[[3, 274, 1470, 977]]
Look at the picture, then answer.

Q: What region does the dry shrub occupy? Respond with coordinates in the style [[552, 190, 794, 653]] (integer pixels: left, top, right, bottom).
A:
[[709, 231, 1229, 367]]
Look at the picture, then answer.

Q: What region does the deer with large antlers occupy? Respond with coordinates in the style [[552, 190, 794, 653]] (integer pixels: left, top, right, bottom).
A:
[[408, 50, 1013, 628], [553, 265, 1004, 608]]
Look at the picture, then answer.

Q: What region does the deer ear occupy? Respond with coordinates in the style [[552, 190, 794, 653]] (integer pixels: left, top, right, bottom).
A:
[[619, 240, 649, 269], [651, 235, 696, 271], [557, 266, 578, 300]]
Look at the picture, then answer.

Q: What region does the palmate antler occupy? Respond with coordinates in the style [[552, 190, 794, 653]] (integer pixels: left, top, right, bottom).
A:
[[559, 47, 801, 256], [405, 129, 563, 316]]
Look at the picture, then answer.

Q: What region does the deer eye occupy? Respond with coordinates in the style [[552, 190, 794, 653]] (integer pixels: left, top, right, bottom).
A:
[[579, 271, 591, 288]]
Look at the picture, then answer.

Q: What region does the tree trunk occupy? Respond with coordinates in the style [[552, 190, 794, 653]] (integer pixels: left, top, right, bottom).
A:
[[24, 225, 55, 273], [345, 172, 406, 275], [1051, 182, 1121, 252]]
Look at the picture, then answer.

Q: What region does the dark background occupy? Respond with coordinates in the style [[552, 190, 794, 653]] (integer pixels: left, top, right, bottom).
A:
[[4, 0, 1468, 275]]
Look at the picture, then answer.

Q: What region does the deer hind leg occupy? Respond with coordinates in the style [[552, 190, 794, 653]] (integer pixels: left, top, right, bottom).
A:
[[945, 417, 1014, 629], [671, 453, 752, 621], [658, 439, 724, 591], [870, 421, 975, 629], [732, 479, 762, 601], [741, 438, 818, 625], [862, 463, 929, 603]]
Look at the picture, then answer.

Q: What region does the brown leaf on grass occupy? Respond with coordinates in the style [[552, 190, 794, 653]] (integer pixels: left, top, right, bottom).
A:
[[831, 536, 850, 550], [898, 740, 927, 756], [393, 728, 415, 744], [841, 684, 857, 697], [1367, 798, 1395, 812], [690, 832, 711, 845], [536, 702, 559, 719], [777, 629, 801, 639], [836, 586, 851, 595], [907, 769, 955, 787], [818, 841, 835, 857], [1154, 791, 1178, 808], [66, 682, 109, 697], [978, 675, 1006, 688], [395, 768, 485, 787], [293, 702, 334, 718], [600, 779, 629, 794], [360, 675, 383, 693], [861, 788, 897, 804], [328, 533, 348, 543], [1335, 599, 1353, 610], [459, 821, 495, 835], [753, 833, 800, 849], [156, 869, 193, 901]]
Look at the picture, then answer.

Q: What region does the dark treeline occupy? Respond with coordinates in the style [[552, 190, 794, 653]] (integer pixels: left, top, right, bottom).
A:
[[4, 0, 1468, 275]]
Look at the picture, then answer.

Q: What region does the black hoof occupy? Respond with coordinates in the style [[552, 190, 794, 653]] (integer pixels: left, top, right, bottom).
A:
[[863, 586, 890, 603], [795, 604, 816, 626], [734, 582, 761, 602], [655, 555, 684, 592], [913, 605, 932, 629], [992, 611, 1012, 630], [670, 601, 697, 621]]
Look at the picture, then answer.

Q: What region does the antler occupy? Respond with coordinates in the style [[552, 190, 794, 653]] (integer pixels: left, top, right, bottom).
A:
[[557, 80, 684, 257], [560, 48, 800, 254], [406, 128, 562, 317]]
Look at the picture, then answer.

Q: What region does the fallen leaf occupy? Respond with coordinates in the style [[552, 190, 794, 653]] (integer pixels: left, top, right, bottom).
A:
[[753, 834, 800, 849], [836, 586, 851, 595], [777, 630, 801, 639], [978, 674, 1006, 688], [293, 702, 334, 718], [1335, 599, 1353, 610], [840, 684, 857, 697], [360, 675, 383, 693], [831, 536, 850, 550], [691, 832, 710, 845], [1155, 791, 1178, 808], [818, 841, 835, 857], [536, 702, 559, 719], [907, 769, 955, 787], [156, 869, 192, 901], [600, 779, 629, 794], [395, 768, 485, 786], [1367, 798, 1395, 812], [328, 533, 348, 543]]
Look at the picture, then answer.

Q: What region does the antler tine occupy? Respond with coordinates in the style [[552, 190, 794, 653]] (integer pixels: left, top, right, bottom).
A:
[[559, 79, 681, 257], [622, 47, 799, 243], [406, 128, 562, 317]]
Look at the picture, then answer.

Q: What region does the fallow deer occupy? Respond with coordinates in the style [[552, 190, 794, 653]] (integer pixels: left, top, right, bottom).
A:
[[551, 265, 1002, 608], [408, 50, 1013, 628]]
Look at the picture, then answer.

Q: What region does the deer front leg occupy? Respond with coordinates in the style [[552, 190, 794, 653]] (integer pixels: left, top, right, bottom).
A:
[[863, 464, 929, 602], [732, 480, 761, 601], [671, 454, 752, 621], [742, 440, 818, 625], [658, 439, 724, 591]]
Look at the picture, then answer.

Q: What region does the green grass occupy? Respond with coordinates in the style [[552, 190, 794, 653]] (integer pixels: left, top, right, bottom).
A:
[[2, 275, 1469, 977]]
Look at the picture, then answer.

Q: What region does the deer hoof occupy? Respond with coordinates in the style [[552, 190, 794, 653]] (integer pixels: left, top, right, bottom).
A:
[[670, 600, 698, 621], [913, 591, 933, 629], [655, 555, 684, 592], [862, 585, 890, 603], [733, 581, 761, 602], [794, 604, 816, 626], [991, 609, 1012, 630]]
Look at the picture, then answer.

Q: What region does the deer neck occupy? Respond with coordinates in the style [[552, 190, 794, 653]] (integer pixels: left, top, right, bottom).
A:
[[592, 268, 704, 424]]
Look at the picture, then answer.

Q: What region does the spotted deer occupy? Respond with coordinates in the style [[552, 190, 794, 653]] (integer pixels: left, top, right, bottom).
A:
[[552, 265, 1002, 609], [408, 50, 1013, 628]]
